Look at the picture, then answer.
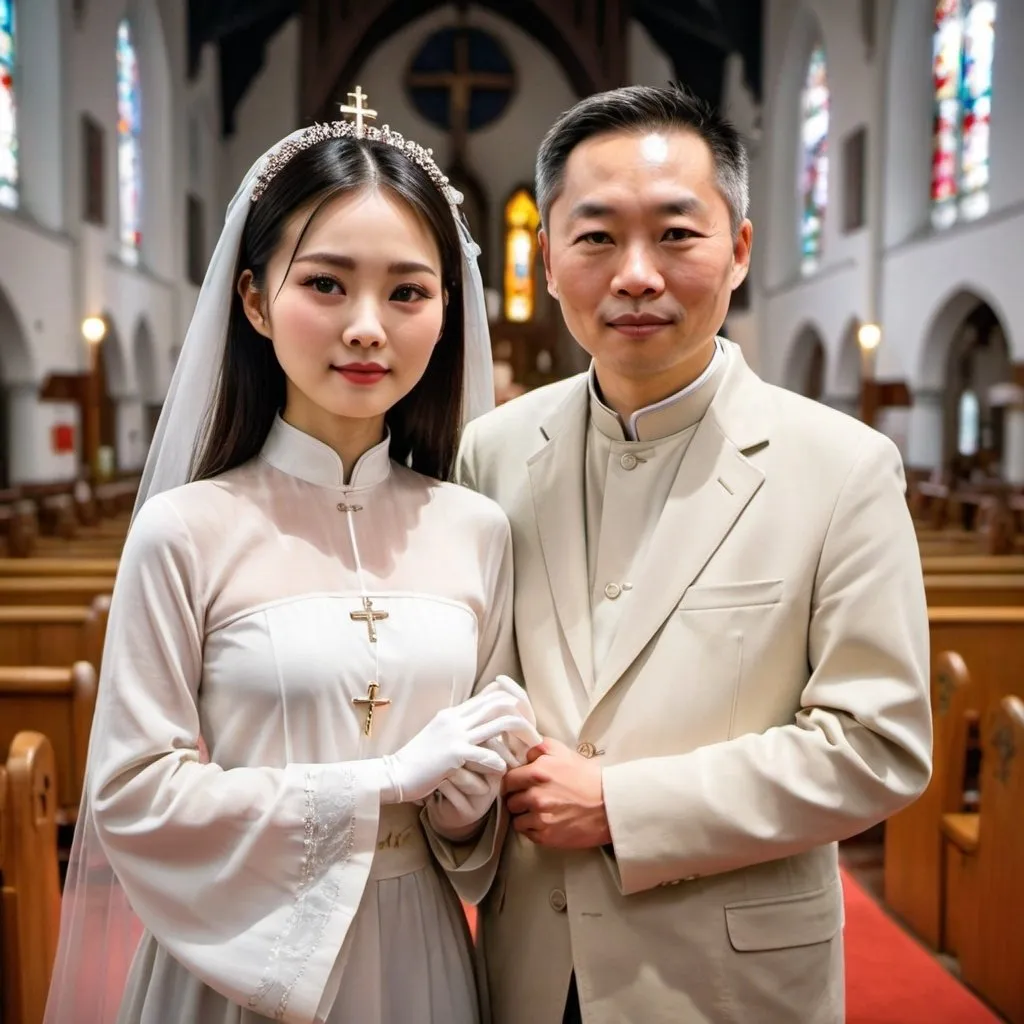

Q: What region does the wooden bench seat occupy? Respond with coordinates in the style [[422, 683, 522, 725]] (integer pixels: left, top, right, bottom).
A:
[[0, 576, 116, 607], [0, 662, 98, 824], [924, 574, 1024, 606], [0, 557, 119, 578], [921, 555, 1024, 575], [1, 730, 61, 1024], [0, 598, 109, 671], [956, 696, 1024, 1022], [884, 610, 1024, 947]]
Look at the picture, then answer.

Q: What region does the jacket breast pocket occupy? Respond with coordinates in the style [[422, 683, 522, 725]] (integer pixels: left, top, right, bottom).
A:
[[724, 881, 843, 951], [678, 579, 784, 612]]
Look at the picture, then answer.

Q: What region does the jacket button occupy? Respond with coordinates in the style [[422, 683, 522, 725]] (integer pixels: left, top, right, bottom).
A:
[[549, 888, 567, 912], [576, 741, 597, 759]]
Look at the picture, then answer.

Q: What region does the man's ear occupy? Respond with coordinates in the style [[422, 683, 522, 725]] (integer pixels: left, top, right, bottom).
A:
[[238, 269, 272, 339], [539, 228, 558, 300]]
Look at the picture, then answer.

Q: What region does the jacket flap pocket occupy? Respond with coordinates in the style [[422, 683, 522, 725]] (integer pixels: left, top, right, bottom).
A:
[[679, 579, 784, 611], [725, 883, 842, 951]]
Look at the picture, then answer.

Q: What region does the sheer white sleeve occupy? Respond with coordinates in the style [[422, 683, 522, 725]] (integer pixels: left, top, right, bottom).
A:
[[49, 496, 383, 1024]]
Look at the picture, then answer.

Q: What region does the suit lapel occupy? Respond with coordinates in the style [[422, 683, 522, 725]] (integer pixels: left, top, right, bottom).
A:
[[527, 381, 594, 690], [590, 351, 770, 705]]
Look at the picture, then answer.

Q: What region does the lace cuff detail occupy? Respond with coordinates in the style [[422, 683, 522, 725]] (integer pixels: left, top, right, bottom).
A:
[[247, 765, 358, 1020]]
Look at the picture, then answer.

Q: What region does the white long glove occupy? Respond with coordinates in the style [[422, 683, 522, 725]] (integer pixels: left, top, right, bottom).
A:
[[378, 686, 537, 805], [426, 676, 540, 836]]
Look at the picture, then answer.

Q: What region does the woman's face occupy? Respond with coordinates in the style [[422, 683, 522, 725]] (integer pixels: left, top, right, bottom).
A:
[[240, 187, 446, 437]]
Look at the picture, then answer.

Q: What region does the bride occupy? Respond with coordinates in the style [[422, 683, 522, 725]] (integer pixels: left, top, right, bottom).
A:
[[44, 93, 537, 1024]]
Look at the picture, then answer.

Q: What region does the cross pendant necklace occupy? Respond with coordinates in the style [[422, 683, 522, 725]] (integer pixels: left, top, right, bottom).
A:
[[350, 596, 388, 644], [352, 681, 392, 737], [338, 500, 392, 738]]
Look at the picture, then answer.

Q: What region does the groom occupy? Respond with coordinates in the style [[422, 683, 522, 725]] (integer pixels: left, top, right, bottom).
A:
[[457, 86, 932, 1023]]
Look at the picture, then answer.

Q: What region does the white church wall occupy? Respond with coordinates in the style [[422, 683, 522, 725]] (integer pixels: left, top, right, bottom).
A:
[[13, 0, 64, 233], [224, 18, 301, 208], [880, 220, 1024, 386], [758, 1, 874, 393], [877, 0, 1024, 391], [0, 217, 76, 383]]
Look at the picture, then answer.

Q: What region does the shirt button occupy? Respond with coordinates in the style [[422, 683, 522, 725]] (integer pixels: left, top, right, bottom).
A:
[[620, 453, 639, 470], [604, 582, 622, 600], [576, 741, 597, 759], [549, 888, 568, 912]]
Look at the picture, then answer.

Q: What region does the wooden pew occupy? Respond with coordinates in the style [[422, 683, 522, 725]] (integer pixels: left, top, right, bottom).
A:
[[0, 577, 115, 607], [0, 597, 110, 671], [924, 574, 1024, 607], [921, 555, 1024, 575], [0, 662, 98, 825], [958, 696, 1024, 1022], [883, 608, 1024, 946], [0, 558, 119, 578], [1, 731, 61, 1024]]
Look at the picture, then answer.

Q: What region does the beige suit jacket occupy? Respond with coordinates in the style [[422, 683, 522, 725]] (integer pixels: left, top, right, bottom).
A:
[[456, 342, 932, 1024]]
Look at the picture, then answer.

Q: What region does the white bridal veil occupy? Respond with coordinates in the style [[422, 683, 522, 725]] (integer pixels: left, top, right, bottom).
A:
[[43, 122, 496, 1023]]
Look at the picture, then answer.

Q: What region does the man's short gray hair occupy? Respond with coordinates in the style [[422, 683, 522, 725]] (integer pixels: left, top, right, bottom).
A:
[[535, 85, 750, 237]]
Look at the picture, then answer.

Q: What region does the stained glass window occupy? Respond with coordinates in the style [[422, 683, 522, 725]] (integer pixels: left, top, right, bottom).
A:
[[504, 189, 539, 323], [0, 0, 17, 210], [117, 19, 142, 264], [799, 45, 829, 276], [931, 0, 997, 229]]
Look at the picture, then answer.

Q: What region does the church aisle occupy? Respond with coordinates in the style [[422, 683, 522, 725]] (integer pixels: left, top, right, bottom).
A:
[[841, 868, 1003, 1024]]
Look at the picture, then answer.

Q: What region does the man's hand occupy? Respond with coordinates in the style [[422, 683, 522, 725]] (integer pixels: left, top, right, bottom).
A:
[[504, 738, 612, 849]]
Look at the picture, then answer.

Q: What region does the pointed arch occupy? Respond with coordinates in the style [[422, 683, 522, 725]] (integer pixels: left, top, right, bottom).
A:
[[784, 323, 827, 400]]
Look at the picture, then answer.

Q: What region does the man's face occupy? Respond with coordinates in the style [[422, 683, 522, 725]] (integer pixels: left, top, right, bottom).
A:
[[540, 129, 752, 392]]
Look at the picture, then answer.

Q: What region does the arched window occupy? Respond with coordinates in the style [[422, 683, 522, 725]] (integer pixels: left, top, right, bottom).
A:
[[116, 18, 142, 264], [0, 0, 17, 210], [799, 43, 829, 276], [503, 188, 539, 323], [957, 388, 980, 456], [931, 0, 997, 229]]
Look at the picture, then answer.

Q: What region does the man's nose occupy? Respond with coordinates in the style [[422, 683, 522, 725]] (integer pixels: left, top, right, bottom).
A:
[[611, 244, 665, 298]]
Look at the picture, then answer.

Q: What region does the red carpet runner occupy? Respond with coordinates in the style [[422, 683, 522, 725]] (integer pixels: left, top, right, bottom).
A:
[[466, 871, 1002, 1022], [840, 868, 998, 1023]]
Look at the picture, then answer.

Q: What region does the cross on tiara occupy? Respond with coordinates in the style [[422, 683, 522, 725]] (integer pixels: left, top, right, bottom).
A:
[[339, 87, 378, 136]]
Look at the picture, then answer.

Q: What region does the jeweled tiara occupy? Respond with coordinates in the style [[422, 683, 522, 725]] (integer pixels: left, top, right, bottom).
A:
[[249, 86, 464, 208]]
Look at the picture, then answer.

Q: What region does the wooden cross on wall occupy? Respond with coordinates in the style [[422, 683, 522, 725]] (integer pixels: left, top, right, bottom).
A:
[[406, 10, 515, 161]]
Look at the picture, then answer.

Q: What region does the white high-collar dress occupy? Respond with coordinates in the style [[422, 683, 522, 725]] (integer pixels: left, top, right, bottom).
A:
[[77, 416, 514, 1024]]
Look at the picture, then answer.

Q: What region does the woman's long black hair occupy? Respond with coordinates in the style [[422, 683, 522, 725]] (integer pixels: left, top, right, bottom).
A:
[[190, 137, 466, 483]]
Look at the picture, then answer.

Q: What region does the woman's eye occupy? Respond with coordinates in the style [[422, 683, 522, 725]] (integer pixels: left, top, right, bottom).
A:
[[306, 275, 341, 295], [392, 284, 429, 303]]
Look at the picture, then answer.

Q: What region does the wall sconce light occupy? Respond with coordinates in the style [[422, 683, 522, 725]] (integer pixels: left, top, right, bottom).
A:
[[81, 316, 107, 345], [857, 323, 881, 351]]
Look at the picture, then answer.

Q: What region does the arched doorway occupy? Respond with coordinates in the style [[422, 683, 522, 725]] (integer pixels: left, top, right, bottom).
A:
[[944, 301, 1011, 480], [133, 318, 161, 445], [785, 324, 826, 401], [95, 316, 128, 478], [0, 285, 33, 489]]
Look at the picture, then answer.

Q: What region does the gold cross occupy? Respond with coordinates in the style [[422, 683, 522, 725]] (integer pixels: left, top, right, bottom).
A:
[[350, 596, 389, 643], [353, 681, 391, 737], [338, 87, 377, 136]]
